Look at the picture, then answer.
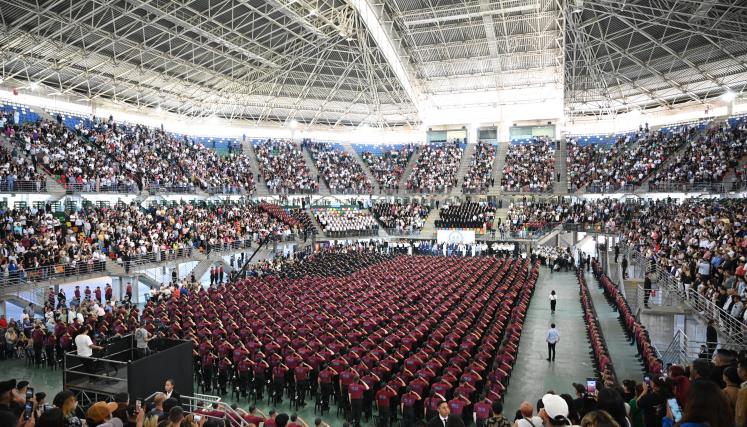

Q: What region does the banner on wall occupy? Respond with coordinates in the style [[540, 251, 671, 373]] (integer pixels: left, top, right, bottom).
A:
[[436, 229, 476, 245]]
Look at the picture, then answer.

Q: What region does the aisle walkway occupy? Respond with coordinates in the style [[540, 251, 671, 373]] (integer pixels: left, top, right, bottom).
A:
[[584, 270, 645, 381], [503, 268, 595, 414]]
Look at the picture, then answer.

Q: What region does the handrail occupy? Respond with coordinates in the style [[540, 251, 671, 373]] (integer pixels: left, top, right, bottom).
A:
[[620, 240, 747, 348], [0, 260, 107, 288], [0, 179, 48, 193], [63, 182, 139, 194]]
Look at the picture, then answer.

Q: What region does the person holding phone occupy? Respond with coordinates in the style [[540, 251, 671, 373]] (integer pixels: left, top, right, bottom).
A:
[[662, 380, 732, 427], [636, 377, 673, 427]]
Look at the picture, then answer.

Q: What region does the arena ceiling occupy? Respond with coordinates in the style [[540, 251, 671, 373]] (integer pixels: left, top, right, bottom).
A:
[[0, 0, 745, 127]]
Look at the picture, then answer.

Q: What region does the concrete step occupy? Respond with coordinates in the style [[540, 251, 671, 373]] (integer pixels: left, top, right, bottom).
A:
[[451, 143, 476, 195], [340, 142, 378, 190], [635, 138, 693, 192], [419, 207, 441, 236], [306, 206, 326, 237], [487, 143, 509, 196], [553, 138, 567, 194], [399, 145, 421, 190], [300, 143, 330, 195], [245, 140, 271, 196]]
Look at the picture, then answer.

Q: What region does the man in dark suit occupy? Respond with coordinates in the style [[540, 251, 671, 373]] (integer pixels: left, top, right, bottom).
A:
[[427, 400, 465, 427], [164, 379, 181, 404]]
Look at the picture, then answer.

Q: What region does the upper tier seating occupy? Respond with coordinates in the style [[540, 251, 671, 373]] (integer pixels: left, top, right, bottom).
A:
[[356, 143, 415, 191], [306, 141, 373, 194], [254, 139, 318, 194], [462, 141, 496, 194], [501, 138, 555, 192], [406, 141, 464, 193]]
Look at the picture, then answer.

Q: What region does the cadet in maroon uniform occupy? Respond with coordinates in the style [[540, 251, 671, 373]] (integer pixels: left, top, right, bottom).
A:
[[253, 358, 270, 400], [237, 356, 253, 397], [318, 365, 337, 410], [272, 362, 289, 404], [294, 362, 312, 406], [105, 284, 113, 302], [44, 331, 56, 368], [31, 324, 45, 366], [472, 394, 492, 427], [218, 355, 232, 395], [348, 376, 369, 427], [202, 352, 216, 392], [125, 282, 133, 300], [375, 383, 396, 427], [84, 286, 92, 301], [94, 286, 102, 304], [400, 386, 421, 427], [448, 393, 471, 426]]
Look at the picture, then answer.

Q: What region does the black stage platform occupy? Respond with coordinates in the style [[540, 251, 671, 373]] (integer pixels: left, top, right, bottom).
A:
[[64, 336, 193, 403]]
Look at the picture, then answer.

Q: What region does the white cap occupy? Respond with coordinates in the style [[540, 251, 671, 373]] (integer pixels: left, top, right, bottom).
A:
[[541, 394, 569, 419]]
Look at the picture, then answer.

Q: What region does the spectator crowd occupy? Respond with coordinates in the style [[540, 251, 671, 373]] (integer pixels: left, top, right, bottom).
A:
[[254, 139, 318, 194], [306, 142, 372, 194], [462, 142, 496, 194], [501, 138, 555, 192], [370, 201, 430, 234], [360, 145, 415, 192], [406, 141, 463, 193]]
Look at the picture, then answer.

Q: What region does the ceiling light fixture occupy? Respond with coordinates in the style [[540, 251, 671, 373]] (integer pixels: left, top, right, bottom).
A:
[[721, 90, 736, 102], [289, 119, 299, 129], [29, 82, 39, 91]]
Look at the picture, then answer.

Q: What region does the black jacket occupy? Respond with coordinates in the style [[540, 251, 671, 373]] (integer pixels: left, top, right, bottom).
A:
[[427, 414, 466, 427]]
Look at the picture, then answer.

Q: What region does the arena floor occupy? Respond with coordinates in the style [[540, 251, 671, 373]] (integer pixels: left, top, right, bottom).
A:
[[8, 267, 645, 425]]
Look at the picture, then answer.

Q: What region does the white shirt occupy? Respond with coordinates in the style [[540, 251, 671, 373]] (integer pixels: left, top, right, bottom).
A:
[[75, 334, 94, 357], [516, 416, 544, 427], [549, 294, 557, 301], [547, 328, 560, 344]]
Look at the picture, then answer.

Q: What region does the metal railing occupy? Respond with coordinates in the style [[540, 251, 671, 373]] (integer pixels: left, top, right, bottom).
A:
[[205, 186, 252, 195], [659, 329, 715, 366], [646, 181, 736, 193], [142, 391, 251, 427], [384, 227, 423, 236], [0, 179, 47, 193], [322, 228, 380, 238], [620, 239, 747, 347], [63, 182, 139, 193], [586, 183, 638, 193], [146, 183, 197, 194], [0, 260, 107, 288]]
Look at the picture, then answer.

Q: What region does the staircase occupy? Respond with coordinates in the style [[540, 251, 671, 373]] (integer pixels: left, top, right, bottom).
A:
[[340, 142, 378, 191], [38, 109, 57, 123], [188, 258, 214, 283], [451, 143, 476, 195], [418, 208, 440, 237], [306, 206, 326, 237], [553, 138, 568, 194], [488, 142, 508, 196], [300, 143, 330, 195], [398, 145, 421, 191], [245, 140, 270, 196]]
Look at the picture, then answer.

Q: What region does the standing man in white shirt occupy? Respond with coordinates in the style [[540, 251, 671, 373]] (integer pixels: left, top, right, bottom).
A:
[[546, 323, 560, 362], [75, 326, 105, 377]]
